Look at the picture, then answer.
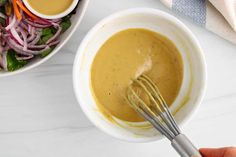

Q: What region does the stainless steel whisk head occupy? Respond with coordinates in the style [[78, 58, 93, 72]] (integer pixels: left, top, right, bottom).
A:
[[126, 75, 202, 157]]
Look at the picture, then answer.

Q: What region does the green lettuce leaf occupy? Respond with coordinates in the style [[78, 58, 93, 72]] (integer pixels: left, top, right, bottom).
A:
[[60, 16, 71, 33], [7, 50, 28, 71]]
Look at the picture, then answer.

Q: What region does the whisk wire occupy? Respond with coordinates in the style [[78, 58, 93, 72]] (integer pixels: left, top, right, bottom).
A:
[[127, 75, 182, 139], [127, 86, 175, 140], [133, 79, 162, 112], [137, 76, 179, 136], [140, 75, 181, 135]]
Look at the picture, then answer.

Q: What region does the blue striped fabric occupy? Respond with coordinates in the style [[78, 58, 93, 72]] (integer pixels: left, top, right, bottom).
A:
[[172, 0, 207, 26]]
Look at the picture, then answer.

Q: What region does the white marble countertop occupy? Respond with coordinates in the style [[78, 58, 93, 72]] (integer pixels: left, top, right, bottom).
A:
[[0, 0, 236, 156]]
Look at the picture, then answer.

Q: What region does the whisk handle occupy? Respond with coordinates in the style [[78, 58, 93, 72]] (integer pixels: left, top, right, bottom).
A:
[[171, 134, 202, 157]]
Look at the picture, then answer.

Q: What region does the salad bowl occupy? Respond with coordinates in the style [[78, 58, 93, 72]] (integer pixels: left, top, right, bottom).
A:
[[0, 0, 89, 77]]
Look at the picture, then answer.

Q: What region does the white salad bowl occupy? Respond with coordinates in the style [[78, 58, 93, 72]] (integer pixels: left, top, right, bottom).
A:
[[0, 0, 89, 77], [73, 8, 207, 142]]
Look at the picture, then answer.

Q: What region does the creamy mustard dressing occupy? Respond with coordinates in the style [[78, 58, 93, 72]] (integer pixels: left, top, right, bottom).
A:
[[90, 28, 183, 122], [27, 0, 73, 15]]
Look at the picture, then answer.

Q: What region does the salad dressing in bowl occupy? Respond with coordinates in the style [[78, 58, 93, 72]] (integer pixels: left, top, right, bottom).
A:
[[90, 28, 183, 122], [22, 0, 79, 19], [26, 0, 73, 15]]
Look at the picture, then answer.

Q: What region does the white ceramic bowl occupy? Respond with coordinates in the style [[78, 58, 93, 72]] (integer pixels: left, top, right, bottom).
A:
[[0, 0, 89, 77], [22, 0, 79, 19], [73, 8, 207, 142]]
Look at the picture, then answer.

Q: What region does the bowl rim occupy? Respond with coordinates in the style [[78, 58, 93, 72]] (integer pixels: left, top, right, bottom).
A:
[[22, 0, 79, 19], [73, 8, 207, 142], [0, 0, 90, 78]]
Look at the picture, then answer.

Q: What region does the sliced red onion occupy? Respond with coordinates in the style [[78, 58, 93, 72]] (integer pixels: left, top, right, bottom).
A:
[[48, 20, 61, 27], [27, 40, 59, 49], [27, 27, 36, 42], [5, 16, 16, 31], [48, 40, 60, 47], [46, 26, 62, 44], [28, 31, 41, 45], [24, 19, 52, 28], [28, 44, 47, 49], [31, 18, 61, 26], [16, 54, 34, 60], [17, 27, 28, 51], [8, 38, 51, 55], [27, 34, 36, 42], [0, 52, 7, 71], [1, 34, 8, 46], [0, 44, 3, 54], [50, 19, 61, 23], [0, 34, 7, 46], [8, 33, 21, 45], [36, 28, 42, 32], [0, 42, 8, 54], [10, 27, 24, 45], [31, 19, 51, 25], [51, 22, 59, 27], [7, 38, 30, 55], [28, 25, 32, 33], [13, 19, 20, 28]]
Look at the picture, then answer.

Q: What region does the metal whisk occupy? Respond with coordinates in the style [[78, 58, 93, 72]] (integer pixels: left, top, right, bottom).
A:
[[126, 75, 202, 157]]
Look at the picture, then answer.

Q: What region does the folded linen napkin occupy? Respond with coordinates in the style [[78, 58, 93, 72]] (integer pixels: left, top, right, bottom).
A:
[[161, 0, 236, 44]]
